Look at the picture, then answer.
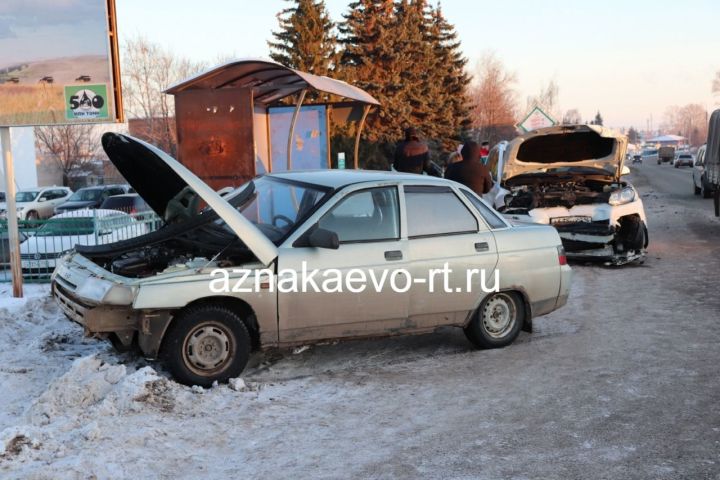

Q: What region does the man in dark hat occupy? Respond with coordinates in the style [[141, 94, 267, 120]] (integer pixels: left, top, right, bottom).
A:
[[393, 127, 432, 175], [444, 141, 493, 195]]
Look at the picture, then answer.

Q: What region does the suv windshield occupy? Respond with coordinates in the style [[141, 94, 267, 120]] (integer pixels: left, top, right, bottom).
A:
[[226, 177, 329, 242], [16, 191, 39, 202], [69, 189, 103, 202]]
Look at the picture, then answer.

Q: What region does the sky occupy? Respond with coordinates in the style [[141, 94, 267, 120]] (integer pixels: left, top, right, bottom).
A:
[[0, 0, 108, 66], [113, 0, 720, 130]]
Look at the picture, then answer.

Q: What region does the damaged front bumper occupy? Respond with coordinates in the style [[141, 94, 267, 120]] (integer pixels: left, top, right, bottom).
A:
[[51, 256, 172, 357], [554, 221, 645, 265]]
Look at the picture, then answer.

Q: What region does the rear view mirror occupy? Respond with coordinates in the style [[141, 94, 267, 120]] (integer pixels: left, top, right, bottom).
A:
[[308, 227, 339, 249]]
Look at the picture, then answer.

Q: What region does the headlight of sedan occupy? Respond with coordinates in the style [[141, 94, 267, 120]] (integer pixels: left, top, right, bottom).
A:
[[75, 278, 135, 305], [609, 186, 636, 206]]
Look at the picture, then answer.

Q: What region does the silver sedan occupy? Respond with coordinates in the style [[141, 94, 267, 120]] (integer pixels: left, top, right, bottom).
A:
[[51, 134, 572, 386]]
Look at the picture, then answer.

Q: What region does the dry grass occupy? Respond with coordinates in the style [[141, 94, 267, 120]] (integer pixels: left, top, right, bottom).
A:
[[0, 84, 65, 126]]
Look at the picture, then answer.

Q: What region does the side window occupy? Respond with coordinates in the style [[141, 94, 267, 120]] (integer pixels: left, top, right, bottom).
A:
[[697, 150, 705, 166], [405, 186, 478, 237], [318, 187, 399, 243], [461, 190, 508, 229]]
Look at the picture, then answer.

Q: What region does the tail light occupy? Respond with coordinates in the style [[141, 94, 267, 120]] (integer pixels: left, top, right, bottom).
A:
[[557, 245, 567, 265]]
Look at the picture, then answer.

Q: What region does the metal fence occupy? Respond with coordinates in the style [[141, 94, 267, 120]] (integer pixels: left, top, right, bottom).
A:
[[0, 208, 162, 282]]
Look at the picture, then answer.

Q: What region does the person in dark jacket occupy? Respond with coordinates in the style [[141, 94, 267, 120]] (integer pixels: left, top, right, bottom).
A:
[[393, 127, 433, 175], [444, 141, 494, 195]]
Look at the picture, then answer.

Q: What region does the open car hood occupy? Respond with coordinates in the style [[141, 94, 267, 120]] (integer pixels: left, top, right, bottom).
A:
[[101, 133, 278, 266], [501, 125, 627, 182]]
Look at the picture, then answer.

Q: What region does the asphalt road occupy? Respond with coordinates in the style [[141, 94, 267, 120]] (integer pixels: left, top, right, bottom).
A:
[[231, 161, 720, 479], [3, 160, 720, 479]]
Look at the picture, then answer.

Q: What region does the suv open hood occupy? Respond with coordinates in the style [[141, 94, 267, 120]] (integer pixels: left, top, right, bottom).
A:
[[101, 133, 278, 266], [501, 125, 628, 182]]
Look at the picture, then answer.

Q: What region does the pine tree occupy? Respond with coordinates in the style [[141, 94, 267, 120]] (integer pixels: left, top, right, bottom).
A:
[[339, 0, 404, 144], [268, 0, 339, 76], [593, 111, 604, 126], [426, 3, 470, 147]]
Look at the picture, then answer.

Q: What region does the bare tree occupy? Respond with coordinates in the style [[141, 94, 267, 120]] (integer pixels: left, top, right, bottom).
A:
[[663, 104, 708, 146], [562, 108, 582, 125], [35, 124, 100, 187], [122, 36, 207, 157], [526, 79, 560, 122], [468, 53, 518, 145]]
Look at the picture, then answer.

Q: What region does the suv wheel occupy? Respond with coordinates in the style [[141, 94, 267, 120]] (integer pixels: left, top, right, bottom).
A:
[[464, 292, 523, 349], [26, 210, 39, 220], [161, 304, 251, 387]]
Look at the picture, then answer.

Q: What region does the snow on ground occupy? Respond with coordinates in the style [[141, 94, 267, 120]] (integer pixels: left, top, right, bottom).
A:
[[0, 166, 719, 479]]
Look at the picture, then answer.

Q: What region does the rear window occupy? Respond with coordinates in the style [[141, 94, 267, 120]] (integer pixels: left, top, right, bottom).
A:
[[101, 197, 134, 209]]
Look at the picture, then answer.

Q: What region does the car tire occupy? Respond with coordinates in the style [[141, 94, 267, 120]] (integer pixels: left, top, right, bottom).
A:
[[161, 304, 251, 387], [702, 178, 713, 199], [464, 292, 524, 349], [694, 181, 702, 195], [26, 210, 39, 220]]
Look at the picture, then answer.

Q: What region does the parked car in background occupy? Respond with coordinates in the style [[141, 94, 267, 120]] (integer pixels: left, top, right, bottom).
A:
[[54, 185, 128, 214], [51, 133, 572, 386], [20, 209, 147, 277], [0, 186, 72, 220], [658, 146, 675, 164], [706, 110, 720, 216], [693, 145, 713, 198], [100, 193, 151, 216], [674, 152, 694, 168], [0, 192, 5, 203], [484, 124, 648, 265], [641, 148, 659, 164]]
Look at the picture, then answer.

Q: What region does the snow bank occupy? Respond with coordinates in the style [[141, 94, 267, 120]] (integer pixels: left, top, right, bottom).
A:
[[29, 356, 170, 426]]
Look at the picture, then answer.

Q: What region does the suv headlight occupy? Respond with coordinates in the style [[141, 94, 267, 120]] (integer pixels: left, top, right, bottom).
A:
[[609, 186, 636, 206]]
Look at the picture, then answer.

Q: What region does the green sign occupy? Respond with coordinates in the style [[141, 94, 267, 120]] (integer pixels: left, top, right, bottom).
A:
[[64, 84, 109, 120]]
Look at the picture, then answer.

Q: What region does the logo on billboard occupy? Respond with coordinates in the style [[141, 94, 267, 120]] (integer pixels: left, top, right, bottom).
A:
[[65, 84, 109, 120]]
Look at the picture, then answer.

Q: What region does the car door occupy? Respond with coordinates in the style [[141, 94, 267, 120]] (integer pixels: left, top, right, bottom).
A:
[[403, 185, 499, 329], [36, 189, 58, 218], [46, 189, 68, 216], [277, 185, 410, 343], [693, 149, 705, 187]]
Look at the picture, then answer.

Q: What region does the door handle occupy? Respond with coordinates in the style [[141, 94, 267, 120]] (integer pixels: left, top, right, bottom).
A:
[[384, 250, 403, 261], [475, 242, 489, 252]]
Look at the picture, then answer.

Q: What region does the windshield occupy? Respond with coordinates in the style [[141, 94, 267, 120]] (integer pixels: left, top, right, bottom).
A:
[[225, 177, 329, 242], [35, 217, 95, 236], [16, 191, 39, 202], [69, 189, 103, 202]]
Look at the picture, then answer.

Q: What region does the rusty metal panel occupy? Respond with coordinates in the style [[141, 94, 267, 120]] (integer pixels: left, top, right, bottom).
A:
[[175, 88, 255, 191]]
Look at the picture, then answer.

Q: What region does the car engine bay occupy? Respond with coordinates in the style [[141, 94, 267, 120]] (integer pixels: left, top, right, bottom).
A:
[[502, 175, 620, 214]]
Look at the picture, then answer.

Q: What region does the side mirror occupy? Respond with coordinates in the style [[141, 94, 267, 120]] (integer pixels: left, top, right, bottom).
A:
[[308, 227, 339, 249], [621, 166, 631, 176], [38, 197, 47, 202]]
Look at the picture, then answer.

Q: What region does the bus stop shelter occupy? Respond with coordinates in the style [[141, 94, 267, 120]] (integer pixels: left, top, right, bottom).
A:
[[165, 59, 380, 190]]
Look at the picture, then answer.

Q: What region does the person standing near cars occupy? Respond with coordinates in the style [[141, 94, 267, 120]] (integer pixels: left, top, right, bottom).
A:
[[393, 127, 432, 175], [444, 141, 493, 195]]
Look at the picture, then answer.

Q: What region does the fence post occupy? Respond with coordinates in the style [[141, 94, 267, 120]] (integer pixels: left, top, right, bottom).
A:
[[93, 208, 99, 245], [1, 127, 22, 297]]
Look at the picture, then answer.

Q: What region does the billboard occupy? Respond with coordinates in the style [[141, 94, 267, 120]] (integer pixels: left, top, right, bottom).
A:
[[0, 0, 123, 126]]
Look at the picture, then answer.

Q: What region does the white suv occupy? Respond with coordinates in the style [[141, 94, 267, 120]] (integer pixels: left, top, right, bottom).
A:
[[0, 186, 73, 220]]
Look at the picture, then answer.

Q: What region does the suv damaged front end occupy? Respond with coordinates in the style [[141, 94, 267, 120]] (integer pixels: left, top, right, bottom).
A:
[[496, 125, 648, 265]]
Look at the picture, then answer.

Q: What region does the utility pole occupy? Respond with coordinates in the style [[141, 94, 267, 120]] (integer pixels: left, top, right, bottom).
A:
[[1, 127, 23, 297]]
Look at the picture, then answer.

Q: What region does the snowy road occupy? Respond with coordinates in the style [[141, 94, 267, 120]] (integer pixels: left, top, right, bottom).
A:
[[1, 163, 719, 479]]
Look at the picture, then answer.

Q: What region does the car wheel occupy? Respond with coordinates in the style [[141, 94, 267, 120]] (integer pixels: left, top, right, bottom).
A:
[[464, 292, 523, 349], [26, 210, 39, 220], [161, 304, 251, 387], [702, 178, 713, 199], [694, 181, 701, 195]]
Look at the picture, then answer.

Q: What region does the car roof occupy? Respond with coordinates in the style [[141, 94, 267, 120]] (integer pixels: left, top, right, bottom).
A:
[[266, 169, 450, 189], [105, 193, 140, 199], [51, 208, 130, 219]]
